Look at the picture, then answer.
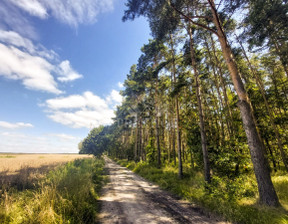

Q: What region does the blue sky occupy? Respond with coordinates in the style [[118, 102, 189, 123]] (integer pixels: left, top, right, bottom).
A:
[[0, 0, 150, 153]]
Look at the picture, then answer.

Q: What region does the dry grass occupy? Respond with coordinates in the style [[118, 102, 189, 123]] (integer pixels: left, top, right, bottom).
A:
[[0, 153, 92, 190]]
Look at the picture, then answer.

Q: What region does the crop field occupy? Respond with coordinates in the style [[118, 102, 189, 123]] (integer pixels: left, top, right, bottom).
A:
[[0, 153, 92, 173], [0, 154, 104, 223], [0, 153, 92, 188]]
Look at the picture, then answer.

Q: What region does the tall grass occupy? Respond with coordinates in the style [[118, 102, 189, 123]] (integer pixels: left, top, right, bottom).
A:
[[116, 159, 288, 224], [0, 158, 105, 224]]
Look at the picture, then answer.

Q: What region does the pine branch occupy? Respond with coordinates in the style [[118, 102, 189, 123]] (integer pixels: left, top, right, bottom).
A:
[[168, 1, 219, 37]]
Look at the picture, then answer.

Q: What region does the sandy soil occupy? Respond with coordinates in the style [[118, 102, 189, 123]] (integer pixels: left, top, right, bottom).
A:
[[98, 157, 228, 224]]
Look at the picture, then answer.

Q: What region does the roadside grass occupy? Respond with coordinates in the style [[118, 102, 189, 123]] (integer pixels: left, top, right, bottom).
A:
[[0, 158, 106, 224], [115, 159, 288, 224]]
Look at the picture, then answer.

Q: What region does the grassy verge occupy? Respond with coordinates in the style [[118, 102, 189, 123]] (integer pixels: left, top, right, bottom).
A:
[[115, 158, 288, 224], [0, 158, 106, 224]]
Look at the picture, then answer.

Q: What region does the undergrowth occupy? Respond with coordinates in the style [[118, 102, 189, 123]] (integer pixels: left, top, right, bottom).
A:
[[0, 158, 106, 224], [115, 158, 288, 224]]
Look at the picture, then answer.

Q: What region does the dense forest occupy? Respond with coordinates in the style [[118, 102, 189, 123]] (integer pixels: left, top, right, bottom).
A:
[[79, 0, 288, 209]]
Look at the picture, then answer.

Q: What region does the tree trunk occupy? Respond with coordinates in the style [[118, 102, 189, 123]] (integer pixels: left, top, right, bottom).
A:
[[175, 97, 183, 177], [170, 102, 177, 166], [208, 0, 279, 206], [169, 34, 183, 178], [134, 116, 139, 162], [155, 75, 161, 168], [139, 116, 143, 161], [210, 34, 234, 136], [188, 25, 211, 183], [264, 137, 277, 173], [172, 113, 177, 166], [204, 38, 231, 142]]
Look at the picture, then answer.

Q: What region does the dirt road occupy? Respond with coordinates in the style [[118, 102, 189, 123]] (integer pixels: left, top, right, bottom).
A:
[[98, 157, 228, 224]]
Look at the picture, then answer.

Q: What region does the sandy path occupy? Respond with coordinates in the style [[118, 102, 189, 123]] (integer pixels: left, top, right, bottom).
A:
[[98, 157, 228, 224]]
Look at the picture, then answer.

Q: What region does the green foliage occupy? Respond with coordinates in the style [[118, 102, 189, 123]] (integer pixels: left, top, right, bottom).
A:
[[0, 158, 106, 224], [245, 0, 288, 47], [209, 143, 251, 178], [145, 137, 157, 165], [80, 125, 116, 157]]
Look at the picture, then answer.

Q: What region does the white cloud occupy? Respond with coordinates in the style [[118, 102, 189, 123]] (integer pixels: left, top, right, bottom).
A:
[[46, 91, 108, 110], [5, 0, 115, 28], [117, 82, 124, 88], [57, 60, 83, 82], [10, 0, 48, 19], [42, 0, 115, 27], [0, 121, 34, 129], [106, 89, 123, 106], [0, 30, 83, 94], [45, 90, 122, 129], [0, 30, 35, 53], [0, 0, 116, 94], [0, 1, 38, 40], [48, 109, 114, 129], [0, 30, 58, 61], [0, 43, 62, 94], [48, 133, 77, 141], [1, 0, 116, 40], [0, 0, 116, 41]]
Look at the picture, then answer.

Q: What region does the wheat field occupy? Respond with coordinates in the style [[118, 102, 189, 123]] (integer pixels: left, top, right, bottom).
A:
[[0, 153, 92, 188], [0, 153, 92, 174]]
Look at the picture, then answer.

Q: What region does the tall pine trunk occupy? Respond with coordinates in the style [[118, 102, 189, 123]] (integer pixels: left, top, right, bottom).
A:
[[208, 0, 279, 206], [155, 73, 161, 168], [209, 34, 234, 136], [134, 115, 139, 162], [188, 25, 211, 183], [204, 38, 231, 142], [169, 34, 183, 178]]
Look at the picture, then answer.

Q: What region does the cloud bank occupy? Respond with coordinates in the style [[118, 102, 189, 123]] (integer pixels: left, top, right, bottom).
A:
[[4, 0, 115, 29], [45, 90, 123, 128], [0, 121, 34, 129], [0, 30, 82, 94], [0, 0, 115, 94]]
